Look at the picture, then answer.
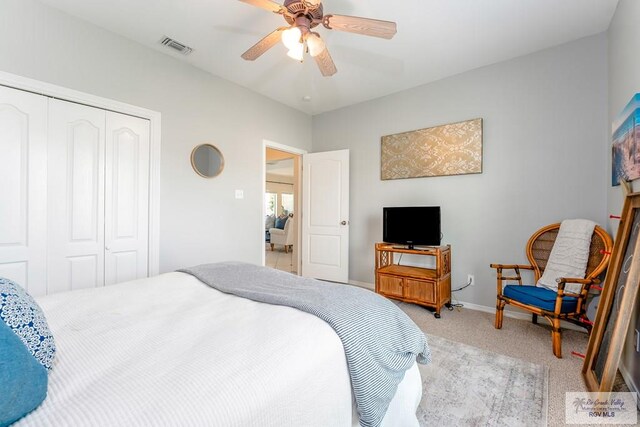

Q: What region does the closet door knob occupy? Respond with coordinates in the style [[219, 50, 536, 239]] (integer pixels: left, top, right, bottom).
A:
[[105, 246, 111, 251], [341, 221, 348, 226]]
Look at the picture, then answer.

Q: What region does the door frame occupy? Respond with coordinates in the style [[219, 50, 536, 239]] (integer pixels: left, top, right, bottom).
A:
[[262, 140, 306, 274], [0, 70, 161, 276]]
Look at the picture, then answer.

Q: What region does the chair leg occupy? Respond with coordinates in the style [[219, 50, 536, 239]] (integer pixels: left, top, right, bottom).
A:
[[551, 318, 562, 358], [284, 245, 288, 254], [270, 243, 274, 251], [495, 299, 505, 329], [532, 313, 538, 324]]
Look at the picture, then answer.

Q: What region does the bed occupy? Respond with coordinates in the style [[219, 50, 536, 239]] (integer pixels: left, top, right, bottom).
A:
[[15, 270, 424, 427]]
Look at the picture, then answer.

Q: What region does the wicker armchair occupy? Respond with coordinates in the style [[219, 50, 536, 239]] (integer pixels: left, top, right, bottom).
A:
[[491, 223, 613, 358]]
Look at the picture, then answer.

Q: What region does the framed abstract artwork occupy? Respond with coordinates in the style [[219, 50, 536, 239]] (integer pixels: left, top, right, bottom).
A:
[[381, 118, 483, 180], [612, 94, 640, 186]]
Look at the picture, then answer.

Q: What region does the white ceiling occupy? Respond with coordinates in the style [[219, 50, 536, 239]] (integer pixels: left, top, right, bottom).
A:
[[37, 0, 618, 115], [267, 158, 294, 177]]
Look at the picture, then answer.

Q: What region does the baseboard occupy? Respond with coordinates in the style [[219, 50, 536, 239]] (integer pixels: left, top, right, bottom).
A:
[[455, 300, 586, 332], [618, 362, 640, 409], [348, 280, 585, 332], [349, 280, 374, 290], [455, 299, 533, 321]]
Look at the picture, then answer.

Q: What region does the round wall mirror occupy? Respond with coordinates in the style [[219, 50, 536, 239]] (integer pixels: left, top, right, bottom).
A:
[[191, 144, 224, 178]]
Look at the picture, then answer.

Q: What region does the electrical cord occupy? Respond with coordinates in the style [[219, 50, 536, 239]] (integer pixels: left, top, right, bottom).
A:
[[448, 295, 464, 310], [397, 253, 403, 265], [447, 277, 471, 311], [452, 277, 472, 292]]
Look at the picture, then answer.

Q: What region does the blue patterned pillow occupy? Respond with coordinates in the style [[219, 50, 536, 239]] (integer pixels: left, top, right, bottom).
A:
[[275, 215, 288, 229], [0, 278, 55, 426], [0, 278, 56, 369]]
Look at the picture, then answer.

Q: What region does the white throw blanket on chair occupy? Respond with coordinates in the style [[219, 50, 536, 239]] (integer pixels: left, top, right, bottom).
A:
[[536, 219, 596, 294]]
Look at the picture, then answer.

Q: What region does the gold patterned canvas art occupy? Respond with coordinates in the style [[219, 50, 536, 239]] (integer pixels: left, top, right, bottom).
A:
[[381, 118, 483, 180]]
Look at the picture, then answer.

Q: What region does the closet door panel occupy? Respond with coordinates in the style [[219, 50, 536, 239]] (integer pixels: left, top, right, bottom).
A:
[[0, 86, 47, 295], [105, 112, 150, 285], [48, 99, 106, 294]]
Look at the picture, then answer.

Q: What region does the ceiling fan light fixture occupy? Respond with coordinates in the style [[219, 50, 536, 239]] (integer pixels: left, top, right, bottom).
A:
[[281, 26, 302, 50], [239, 0, 397, 76], [287, 43, 304, 62], [303, 0, 322, 8], [306, 33, 326, 57]]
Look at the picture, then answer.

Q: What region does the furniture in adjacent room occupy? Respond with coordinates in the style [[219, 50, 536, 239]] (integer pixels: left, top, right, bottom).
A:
[[491, 223, 613, 358], [0, 84, 154, 297], [265, 215, 276, 242], [375, 243, 452, 318], [269, 214, 294, 253]]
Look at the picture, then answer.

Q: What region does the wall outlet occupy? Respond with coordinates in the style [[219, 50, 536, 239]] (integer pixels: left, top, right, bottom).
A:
[[235, 189, 244, 199], [467, 274, 475, 286]]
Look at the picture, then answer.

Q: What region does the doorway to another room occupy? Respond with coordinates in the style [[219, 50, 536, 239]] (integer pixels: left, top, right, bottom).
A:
[[265, 147, 301, 274]]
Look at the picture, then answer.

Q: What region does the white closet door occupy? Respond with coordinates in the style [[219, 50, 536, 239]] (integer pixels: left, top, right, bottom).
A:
[[104, 112, 150, 285], [48, 99, 106, 293], [0, 86, 47, 295]]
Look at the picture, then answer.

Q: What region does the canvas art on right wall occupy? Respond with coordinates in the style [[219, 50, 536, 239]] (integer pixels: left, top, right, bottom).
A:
[[612, 93, 640, 186]]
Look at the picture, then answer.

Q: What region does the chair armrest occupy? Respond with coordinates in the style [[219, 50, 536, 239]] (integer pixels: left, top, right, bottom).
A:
[[491, 264, 534, 296], [490, 264, 534, 270], [555, 277, 600, 285], [554, 278, 599, 312]]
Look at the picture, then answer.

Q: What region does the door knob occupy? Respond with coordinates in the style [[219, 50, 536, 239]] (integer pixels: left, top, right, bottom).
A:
[[341, 221, 348, 226], [105, 246, 111, 251]]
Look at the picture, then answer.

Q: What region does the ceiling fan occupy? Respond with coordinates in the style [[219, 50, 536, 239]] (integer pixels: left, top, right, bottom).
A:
[[238, 0, 397, 77]]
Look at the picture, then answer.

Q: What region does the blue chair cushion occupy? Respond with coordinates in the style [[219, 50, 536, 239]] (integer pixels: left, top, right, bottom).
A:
[[503, 285, 578, 313], [0, 278, 56, 425]]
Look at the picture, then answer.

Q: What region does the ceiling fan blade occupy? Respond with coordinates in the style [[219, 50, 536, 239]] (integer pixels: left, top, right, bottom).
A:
[[323, 14, 397, 39], [314, 46, 337, 77], [238, 0, 284, 14], [241, 28, 287, 61]]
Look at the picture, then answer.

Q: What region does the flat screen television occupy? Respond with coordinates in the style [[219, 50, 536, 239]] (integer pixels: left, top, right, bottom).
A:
[[383, 206, 441, 248]]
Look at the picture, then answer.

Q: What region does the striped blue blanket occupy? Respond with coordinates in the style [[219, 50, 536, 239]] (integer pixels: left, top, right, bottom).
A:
[[179, 262, 431, 427]]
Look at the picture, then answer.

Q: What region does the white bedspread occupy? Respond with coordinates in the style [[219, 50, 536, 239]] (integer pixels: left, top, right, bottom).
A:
[[17, 272, 421, 427]]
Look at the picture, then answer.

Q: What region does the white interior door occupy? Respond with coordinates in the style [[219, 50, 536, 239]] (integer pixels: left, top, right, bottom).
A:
[[47, 99, 106, 293], [301, 149, 349, 282], [0, 86, 47, 295], [104, 111, 150, 285]]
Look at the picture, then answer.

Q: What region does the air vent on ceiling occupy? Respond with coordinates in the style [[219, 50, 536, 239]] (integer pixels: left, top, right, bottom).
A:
[[159, 36, 193, 55]]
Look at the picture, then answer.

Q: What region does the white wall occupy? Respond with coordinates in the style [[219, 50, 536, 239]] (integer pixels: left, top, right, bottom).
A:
[[312, 34, 609, 309], [0, 0, 312, 272], [607, 0, 640, 397]]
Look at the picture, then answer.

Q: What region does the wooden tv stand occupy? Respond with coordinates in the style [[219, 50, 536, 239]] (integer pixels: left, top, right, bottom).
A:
[[375, 243, 451, 318]]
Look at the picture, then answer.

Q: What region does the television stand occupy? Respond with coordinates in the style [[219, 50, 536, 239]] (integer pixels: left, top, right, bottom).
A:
[[375, 243, 451, 318], [392, 245, 435, 251]]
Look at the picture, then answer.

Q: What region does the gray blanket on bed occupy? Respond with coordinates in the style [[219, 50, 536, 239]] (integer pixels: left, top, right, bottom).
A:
[[178, 262, 430, 427]]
